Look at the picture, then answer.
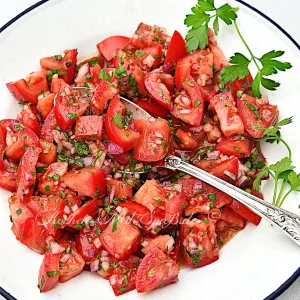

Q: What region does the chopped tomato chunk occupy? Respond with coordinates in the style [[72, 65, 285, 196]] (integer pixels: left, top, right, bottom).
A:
[[75, 115, 103, 140]]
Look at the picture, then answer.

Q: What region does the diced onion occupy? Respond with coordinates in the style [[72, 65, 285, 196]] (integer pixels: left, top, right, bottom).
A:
[[90, 259, 99, 272], [93, 238, 102, 249], [102, 261, 110, 271]]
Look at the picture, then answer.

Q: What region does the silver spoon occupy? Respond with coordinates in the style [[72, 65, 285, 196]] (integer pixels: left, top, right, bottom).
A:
[[73, 87, 300, 246], [120, 96, 300, 247]]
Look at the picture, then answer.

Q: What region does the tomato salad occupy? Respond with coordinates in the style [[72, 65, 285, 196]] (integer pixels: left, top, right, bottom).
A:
[[0, 23, 277, 296]]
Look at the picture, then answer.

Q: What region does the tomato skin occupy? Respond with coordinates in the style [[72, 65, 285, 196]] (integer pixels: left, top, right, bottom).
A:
[[165, 191, 186, 224], [37, 94, 55, 120], [175, 60, 190, 90], [68, 198, 99, 228], [104, 95, 141, 152], [133, 119, 170, 162], [175, 128, 198, 149], [40, 108, 58, 143], [51, 77, 65, 94], [133, 98, 169, 118], [62, 167, 106, 198], [199, 84, 217, 102], [0, 125, 6, 169], [100, 216, 141, 260], [61, 49, 77, 84], [38, 162, 68, 195], [0, 170, 17, 192], [131, 65, 148, 96], [97, 36, 130, 61], [220, 206, 245, 229], [6, 71, 49, 104], [18, 104, 41, 136], [208, 41, 229, 71], [171, 75, 204, 126], [91, 79, 118, 115], [55, 83, 88, 131], [130, 23, 167, 49], [211, 91, 245, 137], [210, 157, 239, 183], [227, 198, 261, 226], [118, 200, 152, 226], [180, 219, 219, 268], [58, 244, 85, 283], [75, 115, 103, 140], [144, 73, 172, 110], [38, 251, 61, 292], [164, 30, 186, 66], [229, 73, 253, 99], [237, 94, 278, 138], [39, 140, 58, 165], [216, 136, 253, 158], [136, 246, 180, 293], [17, 146, 42, 202], [106, 179, 132, 200], [181, 178, 233, 215]]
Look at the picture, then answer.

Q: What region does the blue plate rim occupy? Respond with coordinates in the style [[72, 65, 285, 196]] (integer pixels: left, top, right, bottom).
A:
[[0, 0, 299, 299]]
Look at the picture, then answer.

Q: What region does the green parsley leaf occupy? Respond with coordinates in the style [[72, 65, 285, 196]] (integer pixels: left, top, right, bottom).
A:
[[99, 69, 112, 82], [66, 113, 78, 120], [46, 270, 59, 277], [186, 24, 209, 52], [173, 134, 183, 144], [88, 59, 100, 66], [111, 112, 124, 128], [112, 215, 118, 232], [216, 4, 238, 25], [16, 208, 22, 215], [194, 98, 202, 108], [115, 65, 127, 78], [74, 142, 90, 157]]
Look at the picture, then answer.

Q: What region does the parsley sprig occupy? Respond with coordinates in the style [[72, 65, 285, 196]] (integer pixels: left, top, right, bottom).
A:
[[253, 118, 300, 207], [184, 0, 238, 51], [221, 20, 292, 97]]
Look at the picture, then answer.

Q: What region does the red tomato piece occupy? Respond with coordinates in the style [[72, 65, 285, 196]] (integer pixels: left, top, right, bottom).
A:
[[208, 41, 229, 71], [38, 162, 68, 195], [0, 170, 17, 192], [68, 198, 99, 229], [100, 215, 141, 260], [60, 49, 77, 84], [210, 91, 245, 137], [136, 246, 180, 293], [209, 157, 239, 183], [229, 73, 253, 99], [97, 36, 130, 61], [130, 23, 168, 49], [133, 119, 170, 162], [38, 251, 61, 292], [104, 95, 141, 152], [28, 195, 66, 235], [37, 94, 55, 120], [137, 43, 163, 70], [164, 30, 186, 66], [175, 128, 198, 149], [227, 199, 262, 226], [199, 84, 217, 102], [180, 218, 219, 268], [237, 94, 278, 138], [165, 191, 186, 224], [40, 108, 58, 142], [118, 200, 152, 227], [216, 136, 253, 158], [106, 179, 132, 201], [55, 83, 88, 131], [0, 125, 6, 169], [142, 235, 173, 255], [144, 73, 172, 110], [59, 244, 85, 283], [62, 167, 106, 198], [180, 178, 233, 215], [39, 140, 58, 165], [130, 65, 148, 96], [17, 146, 41, 202], [220, 206, 245, 229], [108, 259, 137, 296], [133, 179, 166, 211], [50, 77, 65, 94], [112, 152, 130, 165], [17, 104, 41, 135], [133, 98, 169, 118], [75, 115, 103, 140], [91, 79, 118, 115], [171, 75, 204, 126], [6, 71, 49, 104], [175, 60, 190, 90]]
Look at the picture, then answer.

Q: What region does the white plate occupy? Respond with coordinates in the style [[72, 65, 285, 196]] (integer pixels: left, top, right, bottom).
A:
[[0, 0, 299, 299]]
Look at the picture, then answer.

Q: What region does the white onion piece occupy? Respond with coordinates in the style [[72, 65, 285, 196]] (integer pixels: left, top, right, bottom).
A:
[[83, 156, 93, 167], [83, 214, 93, 229], [190, 126, 203, 133], [206, 150, 220, 159], [224, 170, 236, 180], [101, 250, 109, 257], [165, 237, 175, 251], [71, 204, 79, 212], [108, 185, 116, 204], [109, 275, 117, 286], [141, 240, 149, 247], [237, 175, 248, 187], [93, 238, 102, 249], [74, 63, 89, 83], [90, 259, 99, 272], [64, 205, 71, 215], [102, 261, 110, 272], [50, 241, 65, 254]]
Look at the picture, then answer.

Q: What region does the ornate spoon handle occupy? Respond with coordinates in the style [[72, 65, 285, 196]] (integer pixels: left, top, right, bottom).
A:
[[165, 155, 300, 247]]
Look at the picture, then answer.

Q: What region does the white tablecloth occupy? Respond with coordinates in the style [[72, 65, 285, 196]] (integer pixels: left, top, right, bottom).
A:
[[0, 0, 299, 299]]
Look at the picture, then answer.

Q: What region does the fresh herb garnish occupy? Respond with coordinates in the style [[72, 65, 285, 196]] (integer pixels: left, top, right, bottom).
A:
[[74, 142, 90, 157], [112, 215, 118, 232]]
